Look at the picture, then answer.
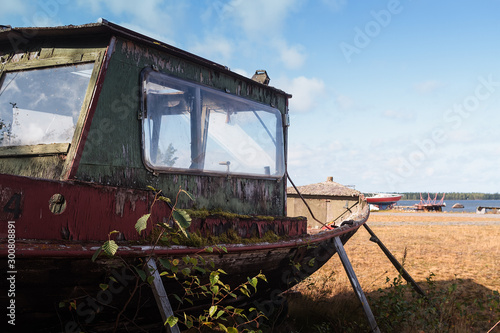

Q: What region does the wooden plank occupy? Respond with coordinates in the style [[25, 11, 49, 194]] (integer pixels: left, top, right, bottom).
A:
[[146, 258, 181, 333], [0, 143, 70, 156], [333, 236, 380, 333]]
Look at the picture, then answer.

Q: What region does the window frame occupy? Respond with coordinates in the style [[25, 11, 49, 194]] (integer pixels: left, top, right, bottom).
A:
[[0, 59, 99, 157], [140, 67, 286, 179]]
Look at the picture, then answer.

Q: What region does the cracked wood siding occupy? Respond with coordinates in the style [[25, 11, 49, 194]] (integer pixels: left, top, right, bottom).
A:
[[0, 37, 108, 179], [74, 37, 288, 216]]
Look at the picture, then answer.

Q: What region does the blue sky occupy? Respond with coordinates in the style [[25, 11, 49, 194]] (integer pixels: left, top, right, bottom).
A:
[[3, 0, 500, 193]]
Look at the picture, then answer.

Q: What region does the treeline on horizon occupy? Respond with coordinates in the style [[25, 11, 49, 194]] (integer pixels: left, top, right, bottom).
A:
[[400, 192, 500, 200]]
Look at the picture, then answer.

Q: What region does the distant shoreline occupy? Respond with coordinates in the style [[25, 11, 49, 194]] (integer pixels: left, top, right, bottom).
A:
[[367, 210, 500, 225]]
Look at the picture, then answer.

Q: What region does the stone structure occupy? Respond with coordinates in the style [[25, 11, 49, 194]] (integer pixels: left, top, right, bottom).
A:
[[287, 177, 361, 229]]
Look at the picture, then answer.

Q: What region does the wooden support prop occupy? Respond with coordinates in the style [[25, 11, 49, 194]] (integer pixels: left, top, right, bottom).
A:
[[333, 237, 380, 333], [363, 223, 426, 298], [146, 258, 181, 333]]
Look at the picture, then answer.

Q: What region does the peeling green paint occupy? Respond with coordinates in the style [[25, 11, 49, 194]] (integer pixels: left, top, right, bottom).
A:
[[75, 37, 288, 215], [0, 30, 289, 216]]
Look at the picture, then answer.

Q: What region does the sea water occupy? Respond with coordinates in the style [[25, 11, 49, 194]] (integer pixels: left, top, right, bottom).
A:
[[396, 199, 500, 213]]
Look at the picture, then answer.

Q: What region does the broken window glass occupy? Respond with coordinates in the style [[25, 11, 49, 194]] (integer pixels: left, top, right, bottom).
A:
[[141, 69, 285, 178], [0, 62, 94, 147]]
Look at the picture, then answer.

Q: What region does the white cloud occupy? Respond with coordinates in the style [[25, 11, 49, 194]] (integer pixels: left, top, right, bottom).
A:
[[321, 0, 347, 12], [382, 109, 414, 120], [335, 94, 355, 110], [276, 76, 325, 113], [0, 1, 31, 21], [77, 0, 181, 39], [225, 0, 303, 38], [277, 40, 306, 69], [188, 35, 234, 65], [233, 68, 250, 77], [414, 80, 442, 94]]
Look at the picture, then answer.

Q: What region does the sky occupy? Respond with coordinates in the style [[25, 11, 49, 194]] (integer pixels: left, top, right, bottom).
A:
[[2, 0, 500, 194]]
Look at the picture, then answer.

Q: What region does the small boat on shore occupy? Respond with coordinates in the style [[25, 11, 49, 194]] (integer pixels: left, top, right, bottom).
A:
[[366, 193, 402, 210], [0, 21, 369, 331]]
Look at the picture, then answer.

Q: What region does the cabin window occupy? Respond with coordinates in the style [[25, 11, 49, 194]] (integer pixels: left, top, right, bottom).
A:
[[141, 69, 285, 178], [0, 63, 94, 147]]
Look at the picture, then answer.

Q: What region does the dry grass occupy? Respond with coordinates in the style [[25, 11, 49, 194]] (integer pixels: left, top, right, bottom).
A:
[[278, 213, 500, 332]]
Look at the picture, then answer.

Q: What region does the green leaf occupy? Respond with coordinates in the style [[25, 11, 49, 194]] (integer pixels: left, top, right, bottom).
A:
[[91, 246, 103, 262], [108, 230, 120, 236], [209, 305, 217, 317], [211, 285, 219, 295], [210, 272, 220, 286], [58, 301, 65, 308], [146, 185, 157, 192], [180, 189, 195, 201], [181, 267, 191, 276], [172, 209, 191, 236], [227, 327, 238, 333], [134, 266, 147, 281], [159, 196, 172, 204], [248, 277, 258, 291], [135, 213, 151, 235], [165, 316, 178, 327], [205, 247, 214, 253], [173, 294, 183, 304], [99, 283, 109, 291], [102, 240, 118, 256], [147, 276, 155, 285], [194, 266, 206, 274], [218, 323, 228, 332], [308, 258, 316, 267], [158, 258, 171, 270]]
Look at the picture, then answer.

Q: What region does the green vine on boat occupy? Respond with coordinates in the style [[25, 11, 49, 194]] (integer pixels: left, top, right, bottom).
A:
[[86, 186, 266, 332]]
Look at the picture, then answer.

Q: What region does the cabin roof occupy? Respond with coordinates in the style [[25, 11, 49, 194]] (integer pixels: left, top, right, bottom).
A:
[[0, 19, 291, 98], [287, 177, 360, 197]]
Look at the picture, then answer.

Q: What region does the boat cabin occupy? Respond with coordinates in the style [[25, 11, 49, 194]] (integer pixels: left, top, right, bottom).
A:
[[0, 20, 294, 240]]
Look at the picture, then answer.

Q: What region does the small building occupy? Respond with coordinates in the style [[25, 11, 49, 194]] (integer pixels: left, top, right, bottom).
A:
[[287, 177, 362, 229]]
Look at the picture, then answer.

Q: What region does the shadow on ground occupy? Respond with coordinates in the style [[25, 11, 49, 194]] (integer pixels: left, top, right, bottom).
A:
[[274, 278, 500, 333]]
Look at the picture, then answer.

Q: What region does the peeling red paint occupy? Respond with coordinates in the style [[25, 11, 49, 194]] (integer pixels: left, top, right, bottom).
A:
[[0, 174, 169, 241]]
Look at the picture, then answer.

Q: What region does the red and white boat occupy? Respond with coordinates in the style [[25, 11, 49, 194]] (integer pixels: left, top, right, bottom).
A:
[[366, 193, 402, 210]]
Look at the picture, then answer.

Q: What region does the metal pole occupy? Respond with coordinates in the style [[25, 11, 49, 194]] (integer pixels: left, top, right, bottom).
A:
[[333, 237, 381, 333], [363, 223, 426, 297]]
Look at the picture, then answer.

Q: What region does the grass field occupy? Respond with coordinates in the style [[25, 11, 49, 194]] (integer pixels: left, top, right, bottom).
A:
[[276, 212, 500, 332]]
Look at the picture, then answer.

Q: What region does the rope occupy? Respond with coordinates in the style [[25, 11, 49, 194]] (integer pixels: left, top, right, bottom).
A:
[[286, 173, 328, 228]]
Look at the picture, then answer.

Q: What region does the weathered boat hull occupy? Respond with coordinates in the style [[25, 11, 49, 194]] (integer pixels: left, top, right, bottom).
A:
[[0, 207, 367, 332]]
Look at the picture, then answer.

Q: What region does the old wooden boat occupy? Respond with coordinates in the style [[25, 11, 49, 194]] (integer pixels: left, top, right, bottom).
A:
[[0, 21, 369, 331]]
